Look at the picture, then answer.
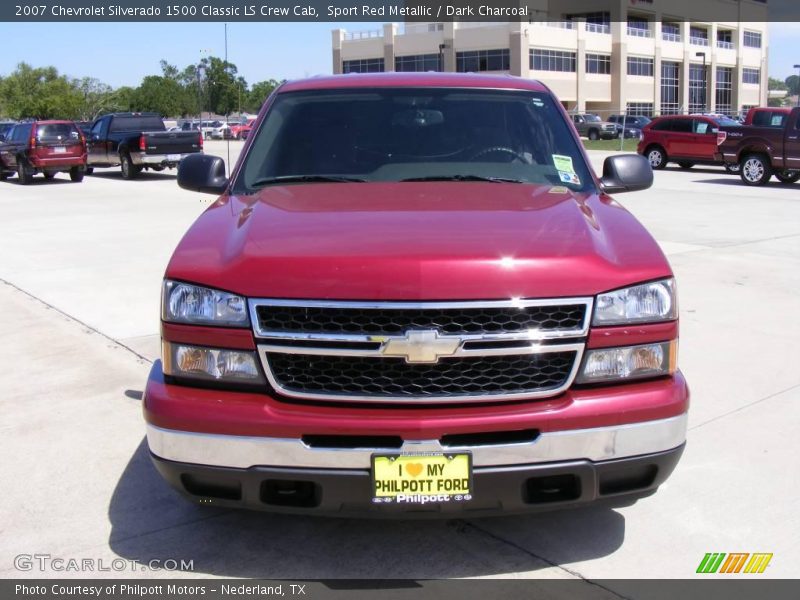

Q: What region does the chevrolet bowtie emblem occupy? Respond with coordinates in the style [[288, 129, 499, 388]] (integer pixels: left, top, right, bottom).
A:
[[380, 330, 461, 363]]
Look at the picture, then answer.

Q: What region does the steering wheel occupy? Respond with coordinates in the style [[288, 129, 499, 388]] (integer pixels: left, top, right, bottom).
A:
[[470, 146, 530, 163]]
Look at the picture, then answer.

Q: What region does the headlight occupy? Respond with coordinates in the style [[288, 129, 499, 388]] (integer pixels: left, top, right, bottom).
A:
[[577, 341, 677, 384], [162, 280, 248, 327], [163, 341, 264, 383], [593, 279, 677, 326]]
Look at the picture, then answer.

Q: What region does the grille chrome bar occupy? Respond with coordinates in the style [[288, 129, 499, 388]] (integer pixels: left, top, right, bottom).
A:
[[248, 297, 594, 341], [260, 345, 585, 404], [248, 297, 592, 404]]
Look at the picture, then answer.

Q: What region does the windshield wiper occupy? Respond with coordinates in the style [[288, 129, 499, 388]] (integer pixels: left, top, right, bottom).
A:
[[399, 175, 524, 184], [250, 175, 368, 187]]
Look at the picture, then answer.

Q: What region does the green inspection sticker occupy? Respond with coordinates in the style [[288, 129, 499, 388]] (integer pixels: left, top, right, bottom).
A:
[[552, 154, 575, 174]]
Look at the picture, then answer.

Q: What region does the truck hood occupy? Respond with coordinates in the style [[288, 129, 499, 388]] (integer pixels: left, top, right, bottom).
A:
[[166, 182, 671, 299]]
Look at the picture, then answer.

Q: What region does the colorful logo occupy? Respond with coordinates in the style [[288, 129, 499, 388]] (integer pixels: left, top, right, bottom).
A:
[[696, 553, 773, 574]]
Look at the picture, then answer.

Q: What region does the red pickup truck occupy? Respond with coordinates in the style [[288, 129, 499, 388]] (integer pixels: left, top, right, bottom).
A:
[[717, 106, 800, 186], [144, 73, 688, 516]]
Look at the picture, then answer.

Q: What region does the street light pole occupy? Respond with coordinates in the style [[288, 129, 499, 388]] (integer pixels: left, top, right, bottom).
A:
[[794, 64, 800, 107], [696, 52, 707, 113]]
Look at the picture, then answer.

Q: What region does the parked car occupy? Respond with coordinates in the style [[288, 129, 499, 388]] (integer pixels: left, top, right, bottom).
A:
[[85, 112, 203, 179], [742, 107, 793, 128], [229, 118, 256, 140], [197, 120, 228, 140], [75, 121, 93, 136], [717, 106, 800, 186], [571, 113, 618, 140], [0, 120, 87, 184], [608, 115, 651, 139], [0, 120, 16, 141], [144, 72, 688, 516], [638, 114, 742, 172]]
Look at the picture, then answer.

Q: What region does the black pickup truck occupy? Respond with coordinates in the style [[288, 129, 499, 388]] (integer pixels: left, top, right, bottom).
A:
[[717, 106, 800, 186], [86, 113, 203, 179]]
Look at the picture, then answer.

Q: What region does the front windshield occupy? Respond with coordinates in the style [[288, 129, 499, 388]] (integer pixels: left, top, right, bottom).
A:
[[584, 115, 602, 122], [235, 88, 594, 193]]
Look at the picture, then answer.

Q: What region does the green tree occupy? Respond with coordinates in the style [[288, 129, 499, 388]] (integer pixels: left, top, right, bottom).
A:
[[0, 62, 83, 119], [768, 77, 788, 91], [246, 79, 281, 113], [132, 76, 186, 117], [786, 75, 800, 97], [74, 77, 114, 120]]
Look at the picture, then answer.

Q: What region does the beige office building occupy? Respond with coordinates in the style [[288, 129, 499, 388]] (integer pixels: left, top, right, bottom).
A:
[[332, 1, 769, 117]]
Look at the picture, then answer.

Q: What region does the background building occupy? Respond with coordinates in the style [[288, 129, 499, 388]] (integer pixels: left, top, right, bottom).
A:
[[332, 4, 769, 118]]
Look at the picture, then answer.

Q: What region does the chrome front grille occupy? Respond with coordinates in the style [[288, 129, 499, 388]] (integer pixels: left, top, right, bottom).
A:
[[249, 298, 592, 404]]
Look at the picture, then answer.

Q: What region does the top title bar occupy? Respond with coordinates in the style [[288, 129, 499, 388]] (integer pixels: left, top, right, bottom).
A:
[[2, 0, 797, 22]]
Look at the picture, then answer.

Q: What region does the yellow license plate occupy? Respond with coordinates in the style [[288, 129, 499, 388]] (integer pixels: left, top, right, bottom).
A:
[[371, 453, 472, 505]]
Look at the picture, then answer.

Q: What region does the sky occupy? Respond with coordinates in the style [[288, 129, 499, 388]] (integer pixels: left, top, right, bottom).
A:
[[0, 21, 798, 87]]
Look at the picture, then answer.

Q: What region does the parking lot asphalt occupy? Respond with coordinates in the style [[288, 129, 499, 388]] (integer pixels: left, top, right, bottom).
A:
[[1, 141, 798, 582]]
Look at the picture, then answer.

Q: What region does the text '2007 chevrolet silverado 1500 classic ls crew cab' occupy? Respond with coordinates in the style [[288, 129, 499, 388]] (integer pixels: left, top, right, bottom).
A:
[[144, 73, 689, 516]]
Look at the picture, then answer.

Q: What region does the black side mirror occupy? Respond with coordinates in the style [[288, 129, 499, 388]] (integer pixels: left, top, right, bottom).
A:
[[178, 154, 228, 195], [600, 154, 653, 194]]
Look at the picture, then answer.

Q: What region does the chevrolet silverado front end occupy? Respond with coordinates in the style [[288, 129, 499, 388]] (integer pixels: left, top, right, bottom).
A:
[[143, 73, 688, 516]]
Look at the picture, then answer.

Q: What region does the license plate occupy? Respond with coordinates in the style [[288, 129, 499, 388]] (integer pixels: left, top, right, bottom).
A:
[[53, 147, 67, 154], [166, 154, 181, 161], [371, 453, 472, 505]]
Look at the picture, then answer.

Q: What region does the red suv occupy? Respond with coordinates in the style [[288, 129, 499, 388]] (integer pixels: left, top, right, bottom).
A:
[[638, 114, 741, 173], [0, 120, 87, 184]]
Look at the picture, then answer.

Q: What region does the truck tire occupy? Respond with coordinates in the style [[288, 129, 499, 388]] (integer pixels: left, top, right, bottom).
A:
[[85, 167, 94, 175], [0, 171, 10, 181], [588, 129, 600, 141], [120, 153, 141, 180], [645, 145, 667, 170], [678, 162, 694, 170], [17, 159, 33, 185], [43, 172, 56, 180], [774, 170, 800, 185], [740, 154, 772, 186], [69, 166, 85, 182]]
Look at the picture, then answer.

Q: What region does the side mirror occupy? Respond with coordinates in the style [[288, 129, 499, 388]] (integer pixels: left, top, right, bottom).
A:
[[178, 154, 228, 195], [600, 154, 653, 194]]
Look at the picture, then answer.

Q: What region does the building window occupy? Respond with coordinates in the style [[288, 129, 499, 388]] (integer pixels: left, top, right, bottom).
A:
[[690, 26, 709, 46], [689, 63, 707, 113], [743, 31, 762, 48], [342, 58, 384, 73], [661, 61, 681, 115], [717, 30, 734, 49], [627, 57, 654, 77], [395, 54, 442, 72], [568, 11, 610, 34], [662, 22, 681, 42], [585, 53, 611, 74], [743, 68, 760, 85], [627, 16, 651, 37], [456, 49, 510, 72], [530, 49, 577, 72], [626, 103, 654, 117], [716, 67, 733, 115]]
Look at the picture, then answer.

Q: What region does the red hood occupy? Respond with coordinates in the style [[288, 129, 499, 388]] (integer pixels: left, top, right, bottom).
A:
[[166, 182, 671, 299]]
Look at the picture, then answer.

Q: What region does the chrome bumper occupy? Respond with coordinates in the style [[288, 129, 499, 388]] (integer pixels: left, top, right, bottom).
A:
[[147, 413, 688, 470], [134, 152, 196, 165]]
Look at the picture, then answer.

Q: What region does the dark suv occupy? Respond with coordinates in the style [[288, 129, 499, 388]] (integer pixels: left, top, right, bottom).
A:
[[0, 120, 87, 184], [608, 115, 651, 139], [637, 114, 741, 173]]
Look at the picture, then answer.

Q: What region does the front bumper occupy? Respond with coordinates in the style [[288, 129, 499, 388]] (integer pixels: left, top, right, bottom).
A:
[[150, 444, 685, 517], [144, 359, 688, 515]]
